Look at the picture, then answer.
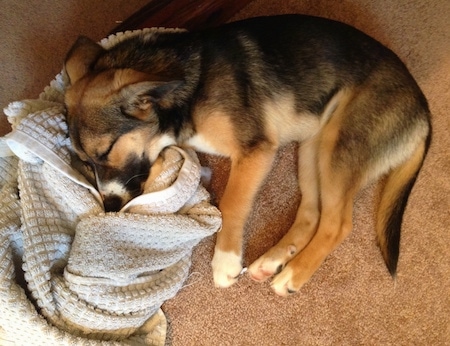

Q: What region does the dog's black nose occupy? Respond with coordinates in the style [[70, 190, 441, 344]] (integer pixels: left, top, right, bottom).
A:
[[103, 195, 123, 212]]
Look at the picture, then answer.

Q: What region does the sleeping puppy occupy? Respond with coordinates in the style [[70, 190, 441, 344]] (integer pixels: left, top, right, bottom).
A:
[[64, 15, 431, 296]]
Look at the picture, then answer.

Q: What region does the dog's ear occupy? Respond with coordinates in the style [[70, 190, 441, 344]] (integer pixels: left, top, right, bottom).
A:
[[65, 36, 104, 84], [120, 80, 183, 121]]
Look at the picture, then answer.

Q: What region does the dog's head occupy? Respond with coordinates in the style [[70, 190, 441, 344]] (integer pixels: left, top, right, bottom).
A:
[[64, 36, 182, 211]]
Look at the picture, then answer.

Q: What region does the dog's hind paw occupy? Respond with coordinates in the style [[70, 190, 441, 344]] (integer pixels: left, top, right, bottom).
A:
[[270, 266, 300, 297], [247, 244, 297, 282], [211, 248, 243, 288]]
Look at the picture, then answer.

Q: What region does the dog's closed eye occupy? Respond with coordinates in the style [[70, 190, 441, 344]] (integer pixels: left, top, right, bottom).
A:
[[95, 139, 117, 162]]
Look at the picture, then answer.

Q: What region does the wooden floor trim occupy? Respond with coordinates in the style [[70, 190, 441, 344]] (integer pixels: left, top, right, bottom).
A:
[[112, 0, 254, 33]]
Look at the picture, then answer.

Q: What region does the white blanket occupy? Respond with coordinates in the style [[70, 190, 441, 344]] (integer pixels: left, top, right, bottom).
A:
[[0, 29, 221, 345]]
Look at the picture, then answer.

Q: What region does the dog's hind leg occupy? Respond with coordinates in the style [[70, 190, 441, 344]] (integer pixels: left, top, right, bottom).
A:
[[212, 147, 277, 288], [249, 89, 364, 295], [269, 88, 367, 296], [270, 164, 360, 296], [247, 90, 354, 284], [247, 136, 321, 282]]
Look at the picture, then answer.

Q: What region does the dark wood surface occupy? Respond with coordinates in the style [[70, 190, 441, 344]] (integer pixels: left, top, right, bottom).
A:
[[112, 0, 254, 33]]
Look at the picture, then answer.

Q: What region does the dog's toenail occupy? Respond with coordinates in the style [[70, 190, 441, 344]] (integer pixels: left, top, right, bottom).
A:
[[288, 245, 296, 256], [275, 264, 284, 274]]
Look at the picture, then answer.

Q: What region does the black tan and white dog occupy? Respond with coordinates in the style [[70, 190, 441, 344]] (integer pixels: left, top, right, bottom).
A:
[[64, 15, 431, 296]]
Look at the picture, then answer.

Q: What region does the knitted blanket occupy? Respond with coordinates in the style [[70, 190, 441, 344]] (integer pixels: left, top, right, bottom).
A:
[[0, 29, 221, 345]]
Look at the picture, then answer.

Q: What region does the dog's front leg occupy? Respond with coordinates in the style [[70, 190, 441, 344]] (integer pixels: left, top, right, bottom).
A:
[[212, 149, 276, 288]]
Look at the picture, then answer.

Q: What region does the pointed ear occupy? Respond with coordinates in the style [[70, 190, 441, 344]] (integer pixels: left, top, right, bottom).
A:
[[64, 36, 104, 84], [120, 80, 183, 121]]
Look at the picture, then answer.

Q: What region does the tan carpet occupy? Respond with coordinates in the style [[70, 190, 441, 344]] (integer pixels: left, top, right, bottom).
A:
[[1, 0, 449, 345]]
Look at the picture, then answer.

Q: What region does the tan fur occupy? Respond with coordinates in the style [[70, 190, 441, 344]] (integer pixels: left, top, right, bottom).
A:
[[263, 95, 320, 146], [107, 131, 147, 168], [188, 111, 241, 157]]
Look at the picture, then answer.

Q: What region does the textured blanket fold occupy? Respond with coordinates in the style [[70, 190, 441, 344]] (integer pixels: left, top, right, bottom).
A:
[[0, 29, 221, 345]]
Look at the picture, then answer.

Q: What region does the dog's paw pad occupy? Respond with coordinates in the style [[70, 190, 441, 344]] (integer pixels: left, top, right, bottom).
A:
[[211, 249, 243, 288], [247, 245, 297, 282], [247, 258, 282, 282]]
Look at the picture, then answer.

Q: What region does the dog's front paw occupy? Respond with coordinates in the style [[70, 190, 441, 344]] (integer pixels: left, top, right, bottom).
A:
[[211, 248, 243, 288]]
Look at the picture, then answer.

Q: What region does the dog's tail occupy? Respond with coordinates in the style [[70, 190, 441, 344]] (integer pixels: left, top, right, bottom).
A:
[[376, 129, 431, 276]]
